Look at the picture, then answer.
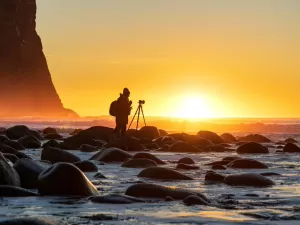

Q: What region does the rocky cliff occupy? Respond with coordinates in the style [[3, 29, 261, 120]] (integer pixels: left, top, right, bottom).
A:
[[0, 0, 78, 118]]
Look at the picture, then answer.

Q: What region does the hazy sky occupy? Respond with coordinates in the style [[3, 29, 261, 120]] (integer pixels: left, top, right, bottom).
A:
[[36, 0, 300, 118]]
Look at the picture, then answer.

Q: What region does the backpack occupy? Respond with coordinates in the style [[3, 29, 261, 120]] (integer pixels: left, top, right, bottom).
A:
[[109, 100, 118, 116]]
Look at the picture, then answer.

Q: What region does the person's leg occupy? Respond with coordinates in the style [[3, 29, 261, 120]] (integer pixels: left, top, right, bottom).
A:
[[120, 124, 127, 137], [113, 118, 121, 136]]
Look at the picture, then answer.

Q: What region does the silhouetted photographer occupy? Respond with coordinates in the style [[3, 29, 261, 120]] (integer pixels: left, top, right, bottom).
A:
[[110, 88, 132, 137]]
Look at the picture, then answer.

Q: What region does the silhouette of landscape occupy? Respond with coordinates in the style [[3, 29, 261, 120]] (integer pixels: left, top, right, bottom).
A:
[[1, 0, 300, 225]]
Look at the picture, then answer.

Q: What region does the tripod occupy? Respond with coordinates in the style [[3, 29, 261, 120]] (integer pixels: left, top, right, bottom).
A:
[[128, 102, 146, 130]]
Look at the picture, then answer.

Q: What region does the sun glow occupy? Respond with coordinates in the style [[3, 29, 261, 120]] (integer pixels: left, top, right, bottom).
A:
[[173, 95, 214, 119]]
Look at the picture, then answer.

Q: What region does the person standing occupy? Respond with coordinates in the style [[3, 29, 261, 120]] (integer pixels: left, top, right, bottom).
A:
[[113, 88, 132, 137]]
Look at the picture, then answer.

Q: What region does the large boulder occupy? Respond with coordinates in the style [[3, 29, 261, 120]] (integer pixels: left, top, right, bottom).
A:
[[169, 142, 201, 153], [221, 133, 237, 143], [13, 159, 48, 189], [125, 183, 207, 200], [159, 129, 168, 136], [197, 131, 224, 144], [138, 167, 193, 180], [42, 140, 61, 149], [0, 153, 20, 186], [41, 147, 80, 164], [0, 218, 68, 225], [224, 173, 275, 187], [205, 171, 226, 183], [90, 194, 145, 204], [185, 135, 213, 148], [284, 138, 298, 144], [3, 139, 25, 150], [5, 126, 29, 140], [73, 160, 98, 172], [228, 159, 268, 169], [90, 148, 132, 163], [177, 157, 195, 165], [43, 127, 57, 135], [139, 126, 160, 140], [18, 135, 41, 148], [0, 144, 29, 159], [63, 126, 114, 148], [238, 134, 271, 143], [38, 163, 98, 196], [0, 186, 38, 197], [283, 143, 300, 153], [0, 135, 9, 142], [237, 142, 269, 154], [121, 159, 157, 168], [133, 152, 166, 164]]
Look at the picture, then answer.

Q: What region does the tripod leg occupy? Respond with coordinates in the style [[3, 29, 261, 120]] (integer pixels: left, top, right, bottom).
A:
[[136, 105, 141, 130], [140, 105, 146, 126], [128, 106, 139, 130]]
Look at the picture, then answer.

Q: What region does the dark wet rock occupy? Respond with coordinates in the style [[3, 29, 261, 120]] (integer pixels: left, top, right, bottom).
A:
[[133, 152, 166, 165], [197, 131, 224, 144], [228, 159, 268, 169], [70, 128, 83, 136], [238, 134, 271, 143], [139, 126, 160, 139], [0, 143, 29, 159], [0, 135, 9, 142], [125, 183, 207, 200], [43, 127, 57, 135], [38, 162, 98, 196], [74, 160, 98, 172], [222, 156, 240, 162], [165, 196, 175, 201], [18, 135, 41, 148], [285, 138, 298, 143], [168, 133, 188, 141], [185, 135, 213, 147], [41, 147, 80, 164], [177, 157, 195, 165], [260, 172, 281, 177], [138, 167, 193, 180], [161, 136, 176, 144], [90, 194, 145, 204], [169, 141, 201, 153], [0, 185, 38, 197], [159, 129, 168, 136], [3, 154, 19, 164], [90, 147, 132, 163], [221, 133, 237, 143], [0, 153, 20, 186], [205, 160, 230, 166], [224, 173, 275, 187], [205, 171, 225, 183], [283, 143, 300, 153], [5, 126, 30, 140], [0, 218, 68, 225], [183, 195, 209, 206], [64, 126, 114, 148], [13, 159, 48, 189], [212, 165, 226, 170], [176, 163, 199, 170], [3, 139, 25, 150], [121, 158, 157, 168], [237, 142, 269, 154], [44, 133, 63, 140], [80, 144, 98, 152], [42, 139, 61, 148], [94, 172, 106, 179], [80, 214, 115, 221], [108, 136, 143, 151]]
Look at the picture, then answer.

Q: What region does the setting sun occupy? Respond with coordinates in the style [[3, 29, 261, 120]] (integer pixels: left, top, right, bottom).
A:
[[172, 95, 214, 119]]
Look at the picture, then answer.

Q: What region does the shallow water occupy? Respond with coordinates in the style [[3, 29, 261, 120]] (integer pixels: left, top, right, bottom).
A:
[[1, 133, 300, 224]]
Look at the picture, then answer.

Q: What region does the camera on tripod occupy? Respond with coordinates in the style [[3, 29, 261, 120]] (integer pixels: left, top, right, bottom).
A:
[[138, 100, 145, 105], [128, 100, 146, 130]]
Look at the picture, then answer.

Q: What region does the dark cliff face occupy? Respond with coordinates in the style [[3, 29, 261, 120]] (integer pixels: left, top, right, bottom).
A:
[[0, 0, 78, 118]]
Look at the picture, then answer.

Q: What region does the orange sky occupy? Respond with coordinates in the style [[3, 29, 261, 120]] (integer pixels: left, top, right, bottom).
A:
[[36, 0, 300, 118]]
